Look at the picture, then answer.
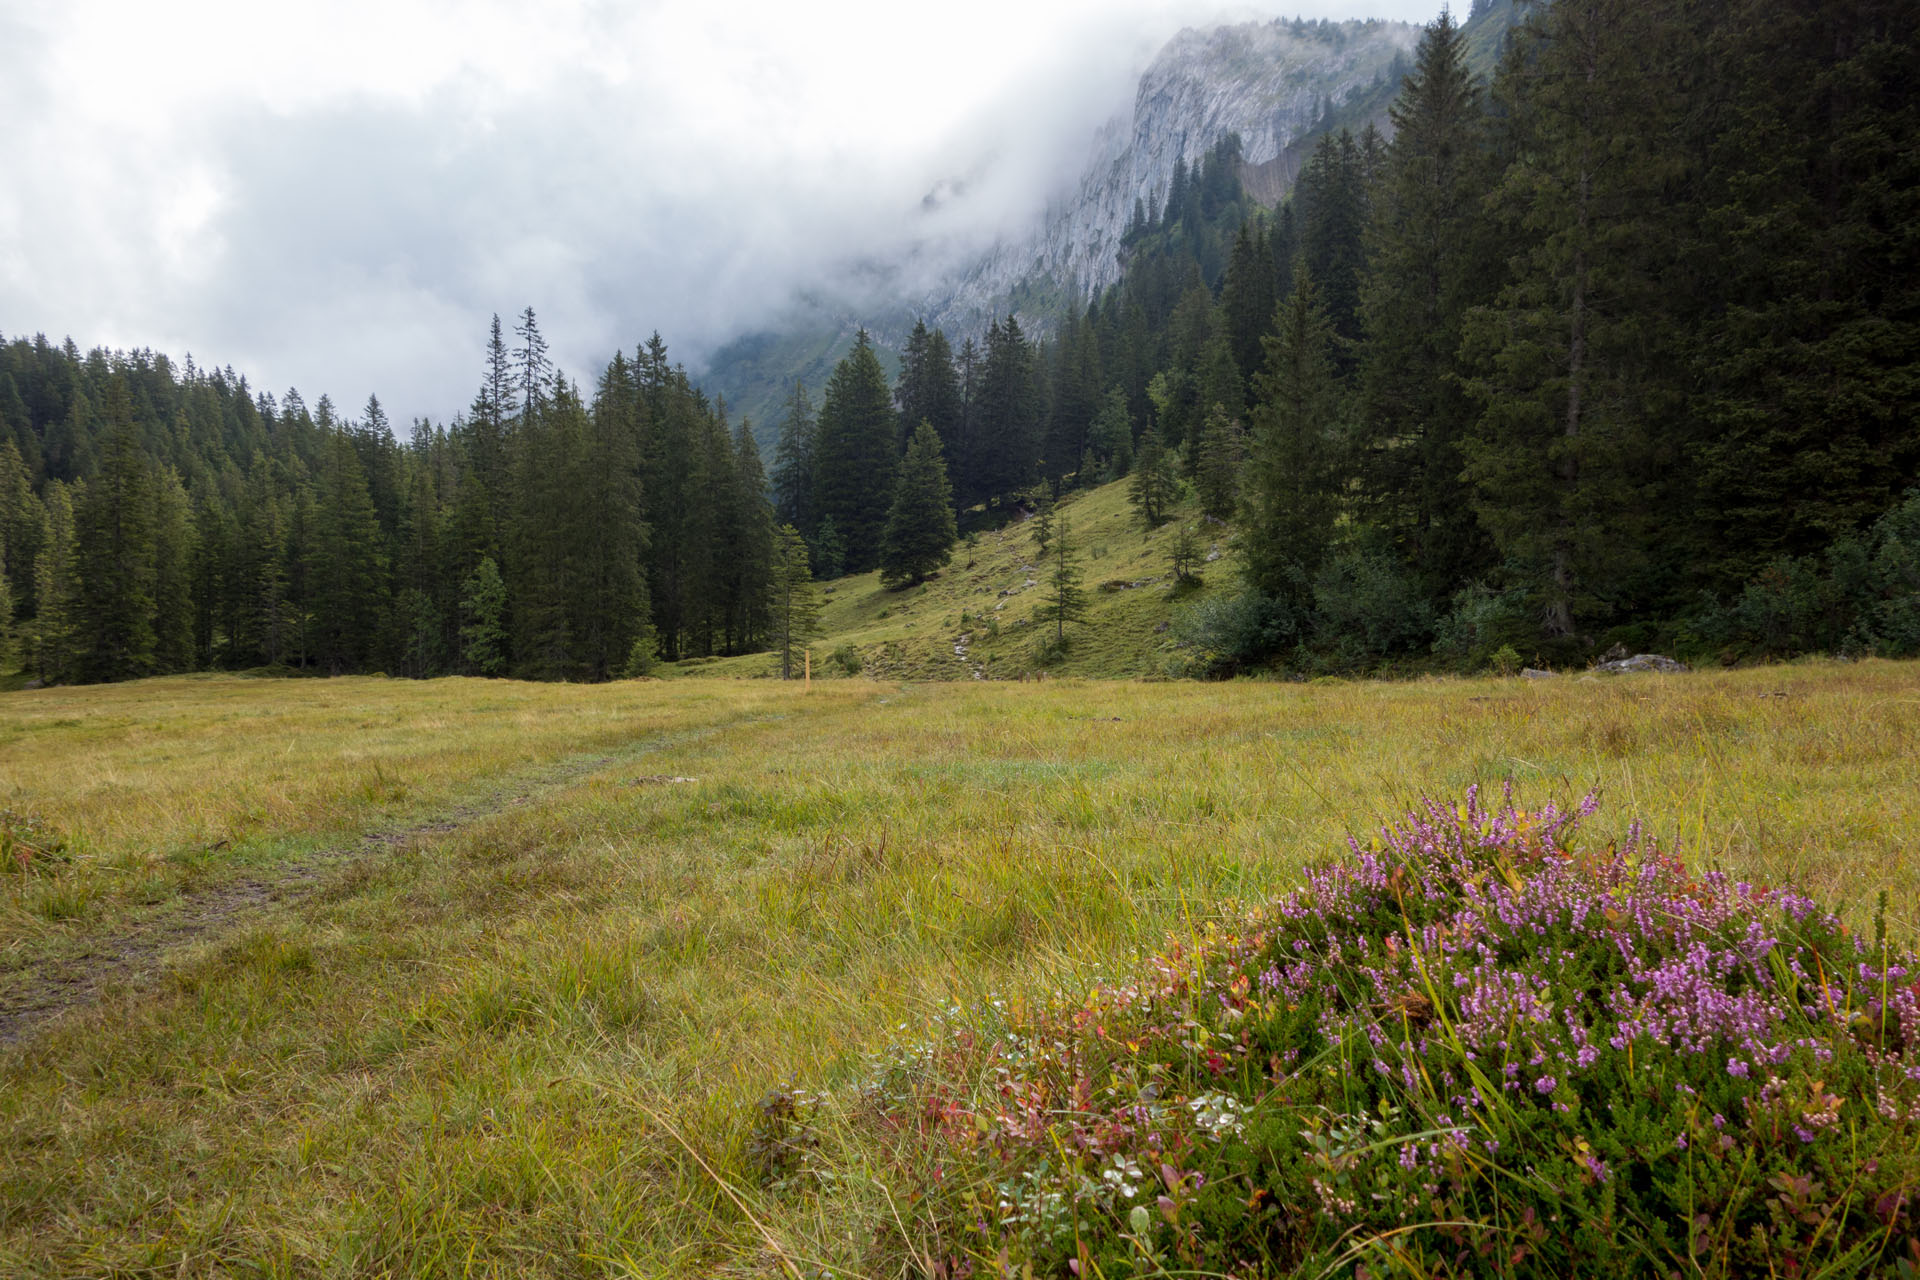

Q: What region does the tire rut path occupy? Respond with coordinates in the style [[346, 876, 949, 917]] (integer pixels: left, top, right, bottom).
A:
[[0, 717, 768, 1047]]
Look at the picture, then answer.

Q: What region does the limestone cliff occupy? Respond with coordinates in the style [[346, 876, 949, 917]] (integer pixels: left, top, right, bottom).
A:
[[918, 17, 1417, 338]]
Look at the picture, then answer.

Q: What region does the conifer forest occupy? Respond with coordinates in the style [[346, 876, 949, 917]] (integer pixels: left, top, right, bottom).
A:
[[0, 0, 1914, 686]]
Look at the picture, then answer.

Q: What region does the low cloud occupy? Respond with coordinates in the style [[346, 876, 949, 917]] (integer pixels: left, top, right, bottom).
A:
[[0, 0, 1440, 426]]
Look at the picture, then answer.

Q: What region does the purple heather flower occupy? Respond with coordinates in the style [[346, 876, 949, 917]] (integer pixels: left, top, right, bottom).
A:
[[1727, 1059, 1750, 1079], [1535, 1076, 1557, 1094]]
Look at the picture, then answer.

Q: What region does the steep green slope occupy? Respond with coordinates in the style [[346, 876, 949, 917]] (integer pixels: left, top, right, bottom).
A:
[[662, 476, 1229, 680]]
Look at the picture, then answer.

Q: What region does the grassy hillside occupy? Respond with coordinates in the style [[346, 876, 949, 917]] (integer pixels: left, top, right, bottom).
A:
[[2, 663, 1917, 1274], [668, 477, 1228, 682]]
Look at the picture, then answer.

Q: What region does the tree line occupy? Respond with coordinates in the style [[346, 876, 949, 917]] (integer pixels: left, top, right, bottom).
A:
[[1, 0, 1912, 684], [0, 314, 837, 682]]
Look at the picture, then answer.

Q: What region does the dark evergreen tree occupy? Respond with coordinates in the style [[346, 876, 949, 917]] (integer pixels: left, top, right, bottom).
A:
[[151, 466, 196, 672], [1220, 221, 1277, 392], [460, 555, 508, 676], [895, 322, 963, 463], [1296, 131, 1369, 356], [1244, 271, 1344, 611], [73, 380, 156, 681], [966, 318, 1040, 506], [767, 524, 821, 680], [879, 422, 958, 589], [1194, 404, 1246, 522], [771, 380, 816, 533], [309, 415, 385, 673], [31, 480, 77, 683], [812, 331, 898, 572], [1129, 416, 1180, 528], [1355, 7, 1501, 600], [1459, 0, 1694, 639], [1039, 510, 1089, 649], [513, 307, 552, 424]]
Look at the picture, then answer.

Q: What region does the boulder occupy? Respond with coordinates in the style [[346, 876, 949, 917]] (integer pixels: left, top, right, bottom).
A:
[[1592, 653, 1689, 674]]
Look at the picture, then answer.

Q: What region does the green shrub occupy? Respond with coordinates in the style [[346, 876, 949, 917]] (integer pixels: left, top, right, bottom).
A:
[[1433, 581, 1533, 670], [1311, 549, 1434, 667], [1172, 589, 1300, 677]]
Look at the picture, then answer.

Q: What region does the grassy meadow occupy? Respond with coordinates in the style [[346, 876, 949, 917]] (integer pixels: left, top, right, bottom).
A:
[[1, 663, 1918, 1275]]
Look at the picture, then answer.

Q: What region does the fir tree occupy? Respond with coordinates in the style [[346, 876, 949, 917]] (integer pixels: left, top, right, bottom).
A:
[[1220, 221, 1277, 392], [967, 318, 1040, 506], [767, 523, 822, 679], [309, 420, 386, 673], [151, 466, 196, 672], [1129, 416, 1180, 528], [810, 515, 846, 581], [812, 332, 898, 573], [513, 307, 552, 424], [460, 555, 508, 676], [73, 380, 156, 681], [1459, 0, 1691, 638], [1194, 404, 1246, 522], [1244, 270, 1344, 610], [31, 481, 77, 683], [1040, 510, 1089, 648], [895, 322, 963, 460], [879, 422, 959, 589], [1026, 485, 1055, 557], [1355, 6, 1501, 600], [1086, 387, 1134, 482], [771, 380, 817, 533], [1296, 131, 1369, 356]]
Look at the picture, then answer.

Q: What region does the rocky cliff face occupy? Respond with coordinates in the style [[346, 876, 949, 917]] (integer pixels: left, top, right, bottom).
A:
[[703, 16, 1419, 445], [920, 17, 1417, 336]]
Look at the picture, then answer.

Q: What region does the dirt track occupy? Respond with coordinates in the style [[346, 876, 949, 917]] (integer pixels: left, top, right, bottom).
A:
[[0, 751, 615, 1046]]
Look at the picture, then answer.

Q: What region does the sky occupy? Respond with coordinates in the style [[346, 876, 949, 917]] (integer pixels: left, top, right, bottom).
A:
[[0, 0, 1444, 426]]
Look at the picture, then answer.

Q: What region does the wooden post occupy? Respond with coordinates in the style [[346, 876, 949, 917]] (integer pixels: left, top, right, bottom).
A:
[[804, 648, 811, 690]]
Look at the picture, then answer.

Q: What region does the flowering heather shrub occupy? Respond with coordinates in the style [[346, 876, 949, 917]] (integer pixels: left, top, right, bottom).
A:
[[869, 789, 1920, 1278]]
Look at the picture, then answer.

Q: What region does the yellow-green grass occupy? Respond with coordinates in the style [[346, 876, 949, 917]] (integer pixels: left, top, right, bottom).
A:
[[668, 478, 1227, 681], [1, 663, 1917, 1276], [0, 675, 817, 956]]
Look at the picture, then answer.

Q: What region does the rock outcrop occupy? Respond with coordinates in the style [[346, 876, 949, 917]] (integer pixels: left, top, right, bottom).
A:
[[921, 18, 1418, 335]]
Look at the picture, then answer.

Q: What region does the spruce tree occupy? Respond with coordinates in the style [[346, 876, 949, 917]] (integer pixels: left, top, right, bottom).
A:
[[879, 422, 958, 589], [309, 421, 385, 673], [513, 307, 552, 425], [771, 380, 817, 533], [1220, 221, 1277, 392], [727, 420, 773, 651], [968, 317, 1040, 505], [0, 439, 39, 622], [767, 523, 822, 679], [73, 380, 157, 681], [1086, 387, 1134, 482], [896, 322, 963, 460], [812, 332, 898, 573], [1244, 270, 1344, 610], [31, 481, 77, 683], [1194, 404, 1246, 522], [577, 354, 651, 679], [1040, 510, 1088, 649], [460, 555, 509, 676], [1129, 416, 1180, 528], [0, 524, 12, 672], [1459, 0, 1691, 638], [1355, 7, 1501, 600], [809, 516, 846, 581], [151, 466, 196, 672], [1295, 131, 1369, 356]]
